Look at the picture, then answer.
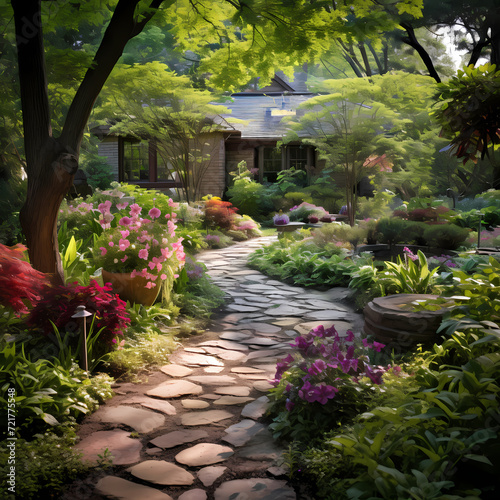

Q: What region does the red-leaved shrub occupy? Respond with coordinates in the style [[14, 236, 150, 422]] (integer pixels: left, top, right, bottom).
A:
[[204, 198, 238, 230], [0, 244, 50, 315]]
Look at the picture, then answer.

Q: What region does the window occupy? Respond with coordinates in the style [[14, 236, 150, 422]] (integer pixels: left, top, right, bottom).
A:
[[119, 137, 180, 188], [257, 144, 315, 183]]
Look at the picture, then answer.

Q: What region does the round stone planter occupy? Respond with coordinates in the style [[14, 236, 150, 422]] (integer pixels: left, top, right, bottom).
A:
[[363, 294, 450, 349], [101, 270, 160, 306]]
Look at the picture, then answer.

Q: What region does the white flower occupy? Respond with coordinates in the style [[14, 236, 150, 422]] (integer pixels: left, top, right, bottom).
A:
[[114, 258, 118, 264]]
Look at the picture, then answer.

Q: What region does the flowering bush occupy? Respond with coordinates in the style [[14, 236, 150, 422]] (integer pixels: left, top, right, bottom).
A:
[[0, 244, 49, 315], [92, 199, 185, 290], [268, 324, 395, 441], [26, 280, 130, 350], [273, 213, 290, 225], [204, 197, 238, 230]]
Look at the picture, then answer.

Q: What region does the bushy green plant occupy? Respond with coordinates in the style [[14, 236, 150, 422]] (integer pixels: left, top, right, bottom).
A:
[[423, 224, 470, 250], [357, 190, 396, 220], [0, 429, 91, 499], [268, 325, 392, 442], [376, 217, 409, 247], [80, 153, 114, 190]]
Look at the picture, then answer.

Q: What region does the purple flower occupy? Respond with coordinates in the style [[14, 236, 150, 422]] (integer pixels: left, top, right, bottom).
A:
[[403, 247, 418, 261], [285, 399, 295, 411], [290, 335, 313, 352], [372, 341, 385, 352], [346, 330, 355, 342], [310, 325, 325, 338], [308, 359, 327, 376], [364, 365, 384, 385], [274, 354, 294, 382], [273, 213, 290, 225]]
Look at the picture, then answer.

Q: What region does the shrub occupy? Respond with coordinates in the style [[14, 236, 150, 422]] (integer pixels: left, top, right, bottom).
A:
[[375, 217, 408, 246], [267, 325, 392, 442], [423, 224, 470, 250], [204, 197, 238, 230], [404, 221, 428, 245], [26, 280, 130, 353], [81, 153, 114, 190]]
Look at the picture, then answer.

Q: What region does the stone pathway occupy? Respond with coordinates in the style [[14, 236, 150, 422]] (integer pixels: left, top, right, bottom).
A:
[[71, 236, 363, 500]]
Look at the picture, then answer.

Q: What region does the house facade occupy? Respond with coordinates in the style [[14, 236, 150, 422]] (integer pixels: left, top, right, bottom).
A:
[[94, 73, 318, 199]]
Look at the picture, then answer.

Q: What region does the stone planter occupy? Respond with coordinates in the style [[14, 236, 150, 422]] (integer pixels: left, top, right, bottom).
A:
[[363, 294, 450, 350], [101, 270, 160, 307]]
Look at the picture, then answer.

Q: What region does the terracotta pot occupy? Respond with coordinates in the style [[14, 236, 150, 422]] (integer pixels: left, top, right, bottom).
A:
[[101, 270, 160, 306]]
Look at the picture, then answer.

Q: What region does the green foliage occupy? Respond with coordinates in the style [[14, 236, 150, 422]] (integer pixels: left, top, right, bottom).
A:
[[0, 342, 114, 439], [382, 249, 438, 294], [423, 224, 470, 250], [0, 430, 91, 499], [376, 217, 409, 246], [80, 152, 114, 190]]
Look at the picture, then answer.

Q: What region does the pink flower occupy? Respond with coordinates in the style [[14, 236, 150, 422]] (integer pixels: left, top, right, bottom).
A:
[[160, 274, 167, 280], [98, 200, 112, 214], [108, 241, 114, 247], [165, 214, 170, 219], [145, 281, 157, 289], [130, 203, 142, 216], [149, 207, 161, 219], [138, 249, 149, 260], [119, 216, 132, 226], [120, 230, 130, 239], [99, 247, 107, 256], [117, 202, 129, 210], [119, 239, 130, 251], [121, 256, 128, 263]]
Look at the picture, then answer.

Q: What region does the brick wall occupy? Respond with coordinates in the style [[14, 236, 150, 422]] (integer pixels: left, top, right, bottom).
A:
[[97, 137, 119, 180]]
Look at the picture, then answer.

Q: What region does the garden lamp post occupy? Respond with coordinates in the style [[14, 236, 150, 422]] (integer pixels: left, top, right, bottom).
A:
[[71, 305, 92, 373], [477, 212, 484, 248]]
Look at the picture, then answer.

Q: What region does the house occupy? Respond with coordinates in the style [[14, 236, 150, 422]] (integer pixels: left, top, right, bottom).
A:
[[93, 72, 319, 199]]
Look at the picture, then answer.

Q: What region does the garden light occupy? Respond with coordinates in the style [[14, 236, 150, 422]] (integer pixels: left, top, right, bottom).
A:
[[71, 305, 93, 373]]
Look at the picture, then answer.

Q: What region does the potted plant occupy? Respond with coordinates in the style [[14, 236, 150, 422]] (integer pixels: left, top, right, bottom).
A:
[[92, 200, 185, 306]]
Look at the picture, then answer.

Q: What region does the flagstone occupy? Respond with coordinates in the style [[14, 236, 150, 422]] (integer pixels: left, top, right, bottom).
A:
[[98, 405, 165, 433], [95, 476, 174, 500], [219, 331, 252, 341], [181, 409, 234, 426], [222, 419, 266, 447], [174, 352, 225, 367], [237, 373, 272, 381], [241, 396, 270, 420], [304, 310, 354, 321], [239, 284, 281, 292], [253, 380, 274, 392], [213, 395, 255, 406], [214, 386, 251, 397], [246, 349, 283, 361], [181, 399, 211, 409], [240, 337, 280, 346], [204, 366, 224, 373], [150, 429, 209, 449], [178, 489, 207, 500], [304, 299, 350, 310], [187, 374, 237, 385], [230, 366, 265, 374], [271, 318, 301, 327], [184, 347, 207, 354], [160, 364, 194, 377], [220, 313, 264, 324], [76, 430, 142, 465], [197, 466, 227, 487], [175, 443, 234, 466], [146, 380, 203, 399], [127, 460, 195, 485], [234, 322, 282, 334], [126, 396, 177, 415], [202, 347, 247, 362], [198, 340, 249, 351], [214, 479, 296, 500], [264, 304, 309, 316], [226, 304, 262, 313], [200, 393, 222, 400]]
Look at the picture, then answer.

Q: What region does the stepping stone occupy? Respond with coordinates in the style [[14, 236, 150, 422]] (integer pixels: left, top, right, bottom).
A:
[[127, 460, 195, 485], [227, 304, 262, 312], [246, 349, 283, 361], [181, 399, 211, 409], [294, 320, 355, 337], [204, 366, 225, 373], [242, 396, 270, 420], [304, 299, 349, 310], [76, 430, 142, 465], [95, 476, 174, 500], [240, 337, 279, 346], [200, 393, 221, 400], [199, 340, 249, 352], [181, 410, 233, 426], [213, 396, 255, 406], [202, 347, 247, 361], [178, 489, 207, 500], [240, 284, 280, 292], [98, 406, 164, 433], [214, 386, 251, 397], [221, 313, 263, 324], [187, 375, 237, 385], [111, 382, 140, 395], [175, 443, 234, 466], [222, 419, 266, 447], [264, 304, 308, 316], [174, 352, 224, 367], [230, 367, 265, 374], [160, 364, 193, 377], [214, 479, 296, 500], [220, 332, 252, 341], [198, 465, 227, 487], [184, 347, 207, 354], [234, 322, 282, 334], [236, 428, 284, 461], [304, 310, 352, 321], [146, 448, 162, 455], [126, 395, 176, 415], [253, 381, 274, 392], [237, 373, 272, 381], [147, 380, 203, 399], [150, 430, 209, 449]]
